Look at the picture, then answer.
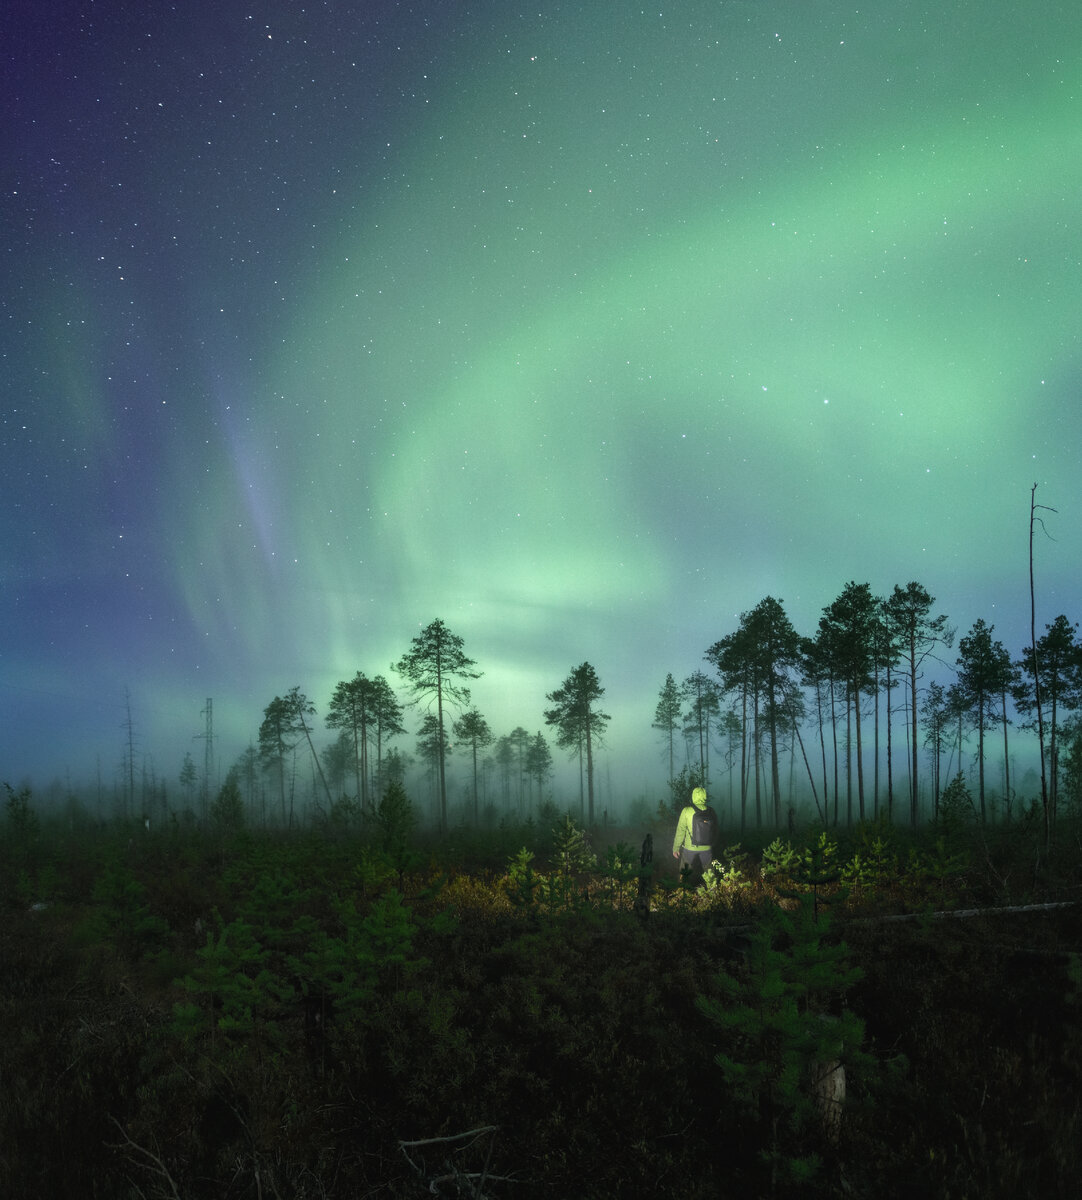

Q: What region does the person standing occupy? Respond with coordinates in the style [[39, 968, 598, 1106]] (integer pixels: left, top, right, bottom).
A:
[[672, 786, 717, 885]]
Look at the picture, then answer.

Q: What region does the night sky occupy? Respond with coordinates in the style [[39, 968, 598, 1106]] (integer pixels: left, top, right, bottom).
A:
[[4, 1, 1079, 804]]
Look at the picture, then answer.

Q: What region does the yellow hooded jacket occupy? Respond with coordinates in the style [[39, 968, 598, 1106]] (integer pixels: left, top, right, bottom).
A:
[[672, 787, 713, 856]]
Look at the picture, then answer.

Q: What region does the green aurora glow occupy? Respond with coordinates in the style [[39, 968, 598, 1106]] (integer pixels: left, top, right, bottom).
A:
[[3, 1, 1079, 800]]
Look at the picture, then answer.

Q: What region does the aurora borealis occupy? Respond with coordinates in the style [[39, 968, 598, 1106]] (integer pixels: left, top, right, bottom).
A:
[[3, 1, 1080, 802]]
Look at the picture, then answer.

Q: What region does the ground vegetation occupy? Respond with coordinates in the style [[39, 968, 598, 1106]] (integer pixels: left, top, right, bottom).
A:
[[2, 783, 1081, 1199]]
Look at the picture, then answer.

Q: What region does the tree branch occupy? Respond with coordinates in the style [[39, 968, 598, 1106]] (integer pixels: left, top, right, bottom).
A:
[[399, 1125, 519, 1196], [107, 1116, 182, 1200]]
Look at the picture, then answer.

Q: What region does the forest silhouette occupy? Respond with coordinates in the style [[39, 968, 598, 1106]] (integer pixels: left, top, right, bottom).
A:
[[144, 579, 1082, 849]]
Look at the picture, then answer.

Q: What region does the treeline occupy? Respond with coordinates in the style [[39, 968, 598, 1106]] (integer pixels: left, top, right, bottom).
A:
[[667, 583, 1080, 845], [178, 621, 612, 836], [180, 588, 1082, 842], [79, 586, 1082, 841]]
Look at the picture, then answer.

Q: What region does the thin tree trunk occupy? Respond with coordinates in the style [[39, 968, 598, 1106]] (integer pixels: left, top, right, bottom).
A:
[[299, 713, 334, 812], [1029, 482, 1051, 847], [873, 661, 880, 819], [854, 683, 865, 822], [794, 721, 824, 823], [977, 704, 986, 821], [909, 635, 920, 830], [1001, 688, 1011, 821], [585, 717, 595, 824], [886, 659, 894, 822], [830, 676, 839, 827], [740, 683, 749, 836]]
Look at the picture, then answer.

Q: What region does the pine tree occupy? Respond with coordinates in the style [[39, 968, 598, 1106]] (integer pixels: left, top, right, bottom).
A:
[[697, 894, 865, 1191], [681, 670, 720, 786], [394, 619, 481, 832], [376, 779, 416, 871], [551, 812, 596, 877], [937, 771, 978, 847], [172, 914, 290, 1049], [819, 583, 879, 824], [652, 672, 683, 782], [91, 858, 169, 959], [506, 846, 540, 911], [178, 752, 198, 811], [452, 708, 494, 822], [1015, 614, 1082, 830], [209, 773, 245, 833], [955, 619, 1014, 820], [544, 662, 610, 823], [525, 730, 553, 807], [885, 582, 954, 828], [546, 813, 596, 911], [326, 671, 376, 811], [259, 694, 300, 825]]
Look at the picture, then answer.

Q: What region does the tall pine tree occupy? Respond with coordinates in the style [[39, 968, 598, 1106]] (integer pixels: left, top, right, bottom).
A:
[[393, 619, 480, 832], [545, 662, 610, 823]]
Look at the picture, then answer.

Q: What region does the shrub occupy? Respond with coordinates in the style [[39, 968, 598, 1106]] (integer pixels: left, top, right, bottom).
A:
[[697, 893, 866, 1189]]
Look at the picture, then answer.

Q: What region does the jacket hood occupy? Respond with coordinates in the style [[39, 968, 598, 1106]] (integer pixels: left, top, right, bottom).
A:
[[691, 787, 708, 810]]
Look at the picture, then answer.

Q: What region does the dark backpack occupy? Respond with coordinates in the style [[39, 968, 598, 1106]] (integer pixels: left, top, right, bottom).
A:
[[691, 806, 717, 847]]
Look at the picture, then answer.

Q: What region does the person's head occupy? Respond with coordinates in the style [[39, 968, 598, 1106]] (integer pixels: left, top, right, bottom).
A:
[[691, 786, 707, 810]]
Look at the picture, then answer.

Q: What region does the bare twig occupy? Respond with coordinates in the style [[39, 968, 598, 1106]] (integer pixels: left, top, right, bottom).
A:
[[400, 1124, 498, 1150], [107, 1115, 182, 1200], [399, 1125, 518, 1196]]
